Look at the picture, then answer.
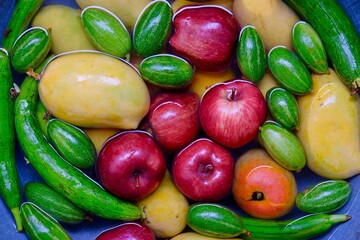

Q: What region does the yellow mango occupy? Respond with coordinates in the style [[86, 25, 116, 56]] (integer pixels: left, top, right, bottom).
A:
[[81, 128, 120, 154], [232, 0, 300, 51], [296, 68, 360, 179], [31, 5, 96, 54], [171, 232, 242, 240], [172, 0, 234, 12], [136, 171, 189, 239], [256, 72, 279, 98], [39, 51, 150, 129]]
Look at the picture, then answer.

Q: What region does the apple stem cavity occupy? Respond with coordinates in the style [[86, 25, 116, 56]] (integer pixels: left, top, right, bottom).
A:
[[201, 163, 214, 174], [228, 87, 237, 101]]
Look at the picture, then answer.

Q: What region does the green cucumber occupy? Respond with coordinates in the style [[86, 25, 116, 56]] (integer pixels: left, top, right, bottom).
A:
[[268, 46, 312, 95], [283, 0, 360, 94], [1, 0, 44, 51], [266, 87, 300, 130], [236, 25, 266, 82], [258, 121, 306, 172], [240, 213, 350, 239], [14, 56, 142, 221], [24, 182, 89, 224], [47, 118, 96, 170], [139, 54, 194, 88], [10, 27, 51, 74], [296, 180, 352, 214], [133, 0, 173, 57], [187, 203, 249, 238], [20, 202, 71, 240], [81, 6, 132, 59], [292, 21, 329, 74], [35, 98, 53, 139], [0, 48, 22, 232]]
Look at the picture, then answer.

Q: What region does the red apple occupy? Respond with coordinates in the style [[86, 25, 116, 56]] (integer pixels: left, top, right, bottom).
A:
[[169, 5, 239, 72], [96, 222, 156, 240], [172, 138, 234, 201], [199, 79, 267, 149], [147, 91, 201, 153], [96, 130, 166, 201]]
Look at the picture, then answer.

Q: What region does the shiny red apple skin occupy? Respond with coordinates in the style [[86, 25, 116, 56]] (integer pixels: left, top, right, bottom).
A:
[[96, 130, 166, 201], [96, 222, 156, 240], [172, 138, 234, 201], [199, 79, 267, 149], [148, 91, 201, 153], [169, 5, 239, 72]]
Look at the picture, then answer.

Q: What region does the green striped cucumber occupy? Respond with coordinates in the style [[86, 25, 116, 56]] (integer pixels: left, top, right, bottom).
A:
[[268, 46, 312, 95], [266, 87, 300, 130], [133, 0, 173, 57], [47, 118, 96, 169], [139, 54, 194, 88], [24, 182, 89, 224], [296, 180, 352, 214], [283, 0, 360, 94], [10, 27, 51, 74], [187, 203, 249, 238], [20, 202, 71, 240], [14, 56, 142, 221], [236, 25, 266, 82], [81, 6, 132, 59], [292, 21, 329, 74], [0, 48, 22, 232], [258, 121, 306, 172], [1, 0, 44, 51], [240, 213, 350, 239]]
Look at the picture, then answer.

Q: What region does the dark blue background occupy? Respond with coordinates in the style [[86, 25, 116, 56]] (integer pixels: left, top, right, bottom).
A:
[[0, 0, 360, 239]]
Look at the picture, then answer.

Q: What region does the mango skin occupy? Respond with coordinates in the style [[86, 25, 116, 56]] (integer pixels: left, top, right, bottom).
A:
[[296, 68, 360, 179], [38, 52, 150, 129]]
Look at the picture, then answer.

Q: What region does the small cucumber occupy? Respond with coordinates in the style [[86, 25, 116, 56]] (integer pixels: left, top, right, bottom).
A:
[[47, 118, 96, 169], [236, 25, 266, 82], [24, 182, 89, 224], [259, 121, 306, 172], [81, 6, 132, 59], [292, 21, 329, 74], [11, 27, 51, 74], [133, 0, 173, 57], [35, 99, 53, 140], [266, 87, 300, 130], [187, 203, 249, 238], [296, 180, 352, 214], [139, 54, 194, 89], [1, 0, 44, 51], [20, 202, 71, 240], [268, 46, 312, 95]]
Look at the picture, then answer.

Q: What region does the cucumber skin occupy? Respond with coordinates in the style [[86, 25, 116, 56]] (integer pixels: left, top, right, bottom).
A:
[[283, 0, 360, 93], [1, 0, 44, 51], [20, 202, 71, 240], [0, 49, 22, 232], [296, 180, 352, 214], [14, 56, 142, 221], [35, 99, 53, 140]]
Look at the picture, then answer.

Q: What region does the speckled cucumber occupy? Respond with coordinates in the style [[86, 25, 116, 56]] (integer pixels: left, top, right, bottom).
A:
[[24, 182, 89, 224], [81, 6, 132, 59], [268, 46, 312, 95], [11, 27, 51, 74], [258, 121, 306, 172], [0, 48, 22, 232], [236, 25, 266, 82], [139, 54, 194, 88], [292, 21, 328, 74], [186, 203, 248, 238], [47, 118, 96, 169], [20, 202, 71, 240], [133, 0, 173, 57], [266, 87, 300, 130], [1, 0, 44, 51], [296, 180, 352, 214]]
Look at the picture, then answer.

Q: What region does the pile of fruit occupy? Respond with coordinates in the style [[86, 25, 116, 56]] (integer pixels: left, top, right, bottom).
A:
[[1, 0, 359, 239]]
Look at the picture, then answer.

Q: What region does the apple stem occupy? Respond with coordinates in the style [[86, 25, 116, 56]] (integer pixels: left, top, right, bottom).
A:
[[134, 172, 140, 188], [228, 87, 237, 101]]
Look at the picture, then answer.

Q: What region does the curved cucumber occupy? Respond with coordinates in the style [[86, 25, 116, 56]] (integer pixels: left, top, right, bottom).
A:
[[14, 56, 142, 221], [296, 180, 352, 214], [20, 202, 71, 240], [0, 48, 22, 232]]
